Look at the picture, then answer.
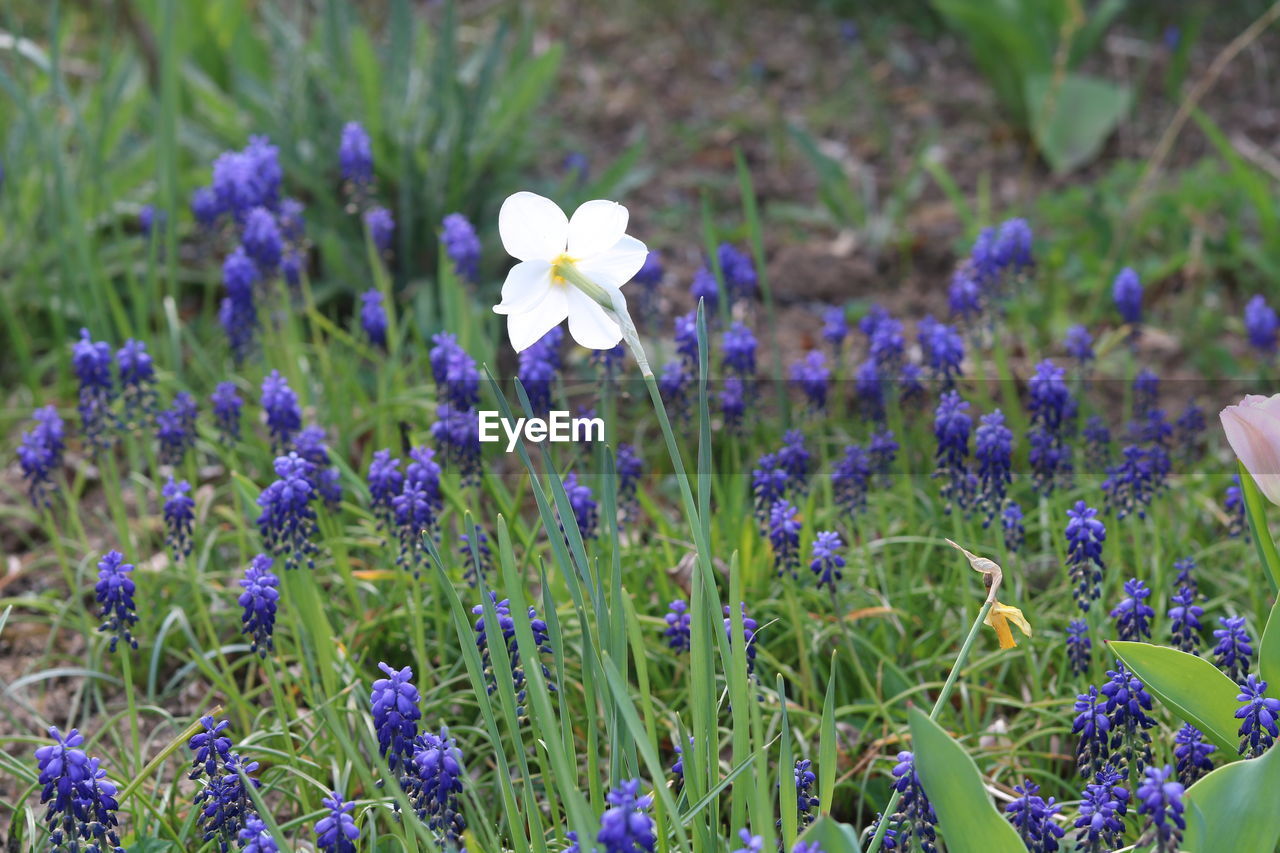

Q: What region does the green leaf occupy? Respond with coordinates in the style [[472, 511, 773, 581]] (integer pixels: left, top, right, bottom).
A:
[[1184, 740, 1280, 851], [127, 840, 178, 853], [1025, 73, 1131, 174], [1260, 592, 1280, 690], [907, 708, 1025, 853], [1238, 464, 1280, 592], [796, 815, 864, 853], [1109, 641, 1241, 753]]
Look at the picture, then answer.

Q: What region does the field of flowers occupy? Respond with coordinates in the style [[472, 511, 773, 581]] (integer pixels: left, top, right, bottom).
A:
[[5, 2, 1280, 853]]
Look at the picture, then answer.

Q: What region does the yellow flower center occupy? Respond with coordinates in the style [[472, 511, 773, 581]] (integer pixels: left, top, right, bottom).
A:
[[550, 253, 579, 286]]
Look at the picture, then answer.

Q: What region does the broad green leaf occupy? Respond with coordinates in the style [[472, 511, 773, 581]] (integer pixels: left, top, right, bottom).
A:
[[1260, 592, 1280, 690], [797, 815, 864, 853], [1238, 465, 1280, 592], [1025, 73, 1131, 174], [1110, 642, 1240, 753], [907, 708, 1025, 853], [1184, 740, 1280, 851]]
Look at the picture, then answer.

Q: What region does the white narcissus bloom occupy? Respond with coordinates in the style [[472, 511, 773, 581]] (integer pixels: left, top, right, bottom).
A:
[[1221, 393, 1280, 505], [494, 191, 648, 352]]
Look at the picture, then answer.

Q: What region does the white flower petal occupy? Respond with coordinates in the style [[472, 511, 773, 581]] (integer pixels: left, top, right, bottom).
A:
[[499, 192, 568, 262], [565, 286, 623, 350], [507, 287, 569, 352], [567, 200, 630, 258], [574, 235, 649, 291], [494, 260, 553, 315]]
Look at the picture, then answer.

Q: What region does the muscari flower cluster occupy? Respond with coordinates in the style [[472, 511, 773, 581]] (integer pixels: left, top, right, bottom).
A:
[[116, 337, 156, 426], [1245, 293, 1278, 356], [34, 727, 123, 853], [889, 751, 937, 853], [96, 550, 138, 653], [1173, 723, 1215, 786], [1004, 779, 1064, 853], [664, 600, 690, 652], [809, 530, 845, 593], [974, 408, 1012, 525], [1235, 674, 1280, 758], [188, 716, 262, 851], [615, 443, 643, 525], [1213, 615, 1253, 682], [561, 471, 599, 542], [261, 370, 302, 453], [1027, 360, 1074, 494], [391, 447, 444, 574], [472, 592, 557, 716], [256, 452, 321, 571], [1065, 501, 1106, 612], [429, 334, 482, 480], [1073, 765, 1128, 852], [162, 476, 196, 561], [211, 381, 243, 443], [1075, 663, 1155, 785], [932, 389, 974, 513], [155, 391, 198, 466], [459, 521, 493, 589], [239, 554, 280, 657], [73, 328, 117, 451], [441, 212, 482, 282], [315, 792, 361, 853], [18, 404, 65, 507], [519, 327, 564, 414], [1136, 765, 1184, 853], [1066, 619, 1091, 676], [1110, 578, 1154, 641], [294, 424, 343, 507]]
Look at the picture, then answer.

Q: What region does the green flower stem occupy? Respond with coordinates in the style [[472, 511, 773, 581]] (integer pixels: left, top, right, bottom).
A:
[[865, 594, 996, 853], [119, 648, 141, 777]]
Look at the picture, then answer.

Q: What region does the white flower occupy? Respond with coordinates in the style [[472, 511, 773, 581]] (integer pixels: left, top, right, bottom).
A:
[[494, 191, 648, 352]]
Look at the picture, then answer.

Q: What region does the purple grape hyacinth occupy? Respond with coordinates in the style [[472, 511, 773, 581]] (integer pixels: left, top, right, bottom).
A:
[[73, 328, 116, 450], [472, 591, 556, 715], [239, 554, 279, 657], [18, 405, 65, 507], [360, 288, 388, 348], [1005, 780, 1065, 853], [809, 530, 845, 593], [1213, 616, 1253, 683], [261, 370, 302, 452], [34, 727, 123, 853], [441, 212, 481, 282], [1065, 501, 1106, 612], [155, 392, 198, 466], [1110, 578, 1154, 641], [1135, 765, 1184, 853], [664, 600, 691, 653], [596, 779, 656, 853], [371, 662, 421, 777], [339, 121, 373, 185], [1245, 294, 1278, 355], [933, 390, 973, 513], [95, 550, 137, 652], [1235, 674, 1280, 757], [768, 498, 802, 577], [890, 751, 937, 852], [256, 452, 320, 571], [211, 381, 243, 443], [315, 791, 360, 853], [364, 205, 395, 254], [1173, 723, 1215, 785], [162, 477, 196, 561]]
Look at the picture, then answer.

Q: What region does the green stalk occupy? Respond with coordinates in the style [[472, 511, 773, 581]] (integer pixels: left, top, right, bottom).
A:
[[864, 595, 996, 853]]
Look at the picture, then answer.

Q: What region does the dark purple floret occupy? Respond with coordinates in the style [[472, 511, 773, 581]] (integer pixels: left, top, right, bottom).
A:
[[95, 550, 138, 652], [431, 402, 481, 483], [1072, 686, 1113, 777], [370, 662, 421, 777], [691, 265, 719, 312], [890, 751, 937, 853], [458, 522, 492, 588], [241, 207, 283, 272], [18, 405, 65, 507], [1236, 674, 1280, 757], [315, 791, 360, 853], [822, 305, 849, 353], [73, 328, 116, 450], [658, 360, 690, 420], [1225, 475, 1247, 539], [810, 530, 845, 593], [1004, 779, 1065, 853], [1065, 501, 1106, 612], [933, 390, 973, 513], [194, 749, 262, 850], [768, 498, 802, 577], [1173, 724, 1215, 786], [440, 212, 481, 282], [596, 779, 656, 853], [366, 449, 403, 528], [163, 477, 196, 561], [918, 316, 964, 385], [238, 554, 279, 657], [156, 392, 198, 466], [790, 350, 830, 410], [1073, 768, 1127, 852], [393, 479, 436, 574], [1002, 501, 1025, 552], [261, 370, 302, 452], [561, 471, 599, 541], [1064, 324, 1094, 366], [429, 333, 480, 409], [1067, 619, 1091, 676], [974, 409, 1012, 525], [116, 338, 156, 424], [789, 759, 820, 829], [1099, 663, 1156, 782], [832, 444, 871, 517], [1110, 578, 1154, 641], [238, 816, 278, 853], [34, 727, 123, 853], [256, 452, 320, 571], [1213, 616, 1253, 683], [360, 288, 388, 348], [854, 359, 885, 421], [664, 600, 691, 652], [724, 603, 759, 680], [294, 425, 342, 507], [1245, 294, 1278, 355], [1168, 585, 1203, 654], [518, 327, 563, 414], [616, 443, 643, 524], [339, 121, 373, 185], [722, 321, 758, 376], [1112, 267, 1143, 327], [210, 382, 243, 443], [674, 311, 699, 366], [717, 243, 757, 303], [364, 205, 395, 254], [405, 728, 467, 841], [1136, 765, 1184, 853], [220, 247, 259, 363], [472, 591, 555, 714]]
